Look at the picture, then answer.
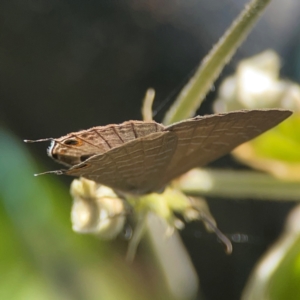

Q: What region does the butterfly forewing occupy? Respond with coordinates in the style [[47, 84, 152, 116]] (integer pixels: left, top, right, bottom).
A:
[[161, 109, 292, 184], [66, 131, 177, 194]]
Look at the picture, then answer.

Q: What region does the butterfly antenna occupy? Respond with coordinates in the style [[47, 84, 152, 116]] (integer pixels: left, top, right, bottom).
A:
[[24, 138, 53, 143], [34, 170, 65, 176], [200, 212, 233, 254]]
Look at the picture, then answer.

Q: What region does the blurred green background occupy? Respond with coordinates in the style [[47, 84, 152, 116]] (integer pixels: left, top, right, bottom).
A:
[[1, 0, 300, 299]]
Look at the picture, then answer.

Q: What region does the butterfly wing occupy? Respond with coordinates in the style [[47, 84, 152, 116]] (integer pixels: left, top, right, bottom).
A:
[[49, 121, 163, 166], [65, 131, 178, 194], [161, 109, 292, 184]]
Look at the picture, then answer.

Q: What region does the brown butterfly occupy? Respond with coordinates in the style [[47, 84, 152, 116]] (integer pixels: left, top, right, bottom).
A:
[[25, 109, 291, 195]]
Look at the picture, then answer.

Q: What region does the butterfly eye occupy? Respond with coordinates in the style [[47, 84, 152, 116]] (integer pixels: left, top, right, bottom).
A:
[[64, 139, 78, 145]]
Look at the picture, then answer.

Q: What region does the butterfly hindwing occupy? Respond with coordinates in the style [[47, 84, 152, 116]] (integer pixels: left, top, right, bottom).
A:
[[66, 131, 178, 194]]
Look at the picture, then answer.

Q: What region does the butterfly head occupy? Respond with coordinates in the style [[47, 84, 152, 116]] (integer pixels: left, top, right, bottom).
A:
[[47, 136, 96, 167]]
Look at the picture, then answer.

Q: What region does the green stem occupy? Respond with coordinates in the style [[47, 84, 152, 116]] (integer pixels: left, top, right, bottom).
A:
[[163, 0, 271, 125], [176, 169, 300, 201]]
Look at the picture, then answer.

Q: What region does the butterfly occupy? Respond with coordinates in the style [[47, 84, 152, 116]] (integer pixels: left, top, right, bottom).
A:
[[25, 109, 291, 195]]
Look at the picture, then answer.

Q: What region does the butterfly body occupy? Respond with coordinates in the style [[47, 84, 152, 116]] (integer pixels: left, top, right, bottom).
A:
[[41, 109, 291, 195]]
